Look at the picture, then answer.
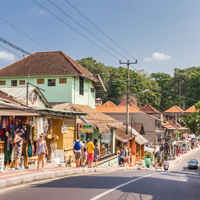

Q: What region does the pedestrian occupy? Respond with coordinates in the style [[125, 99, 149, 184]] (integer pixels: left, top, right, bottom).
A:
[[14, 129, 24, 170], [87, 139, 94, 168], [73, 136, 83, 168], [36, 134, 48, 170], [120, 147, 125, 167], [158, 161, 162, 170], [94, 143, 101, 168], [81, 140, 87, 167]]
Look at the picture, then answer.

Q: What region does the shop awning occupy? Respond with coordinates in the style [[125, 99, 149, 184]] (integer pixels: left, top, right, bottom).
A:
[[185, 137, 191, 141], [128, 127, 148, 145], [145, 146, 154, 153], [0, 109, 40, 116]]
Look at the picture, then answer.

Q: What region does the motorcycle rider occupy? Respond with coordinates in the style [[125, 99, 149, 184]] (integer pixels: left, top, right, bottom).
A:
[[164, 159, 169, 170]]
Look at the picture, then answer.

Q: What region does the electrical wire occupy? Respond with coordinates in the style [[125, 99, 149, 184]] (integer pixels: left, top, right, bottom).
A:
[[64, 0, 143, 70], [33, 0, 119, 61], [0, 17, 49, 51], [0, 37, 100, 94], [0, 37, 80, 75], [0, 44, 22, 58], [48, 0, 128, 60]]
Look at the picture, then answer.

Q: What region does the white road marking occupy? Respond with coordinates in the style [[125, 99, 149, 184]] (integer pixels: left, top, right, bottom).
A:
[[90, 172, 160, 200]]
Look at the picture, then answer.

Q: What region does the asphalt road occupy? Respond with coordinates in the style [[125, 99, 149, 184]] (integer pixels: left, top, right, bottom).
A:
[[1, 150, 200, 200]]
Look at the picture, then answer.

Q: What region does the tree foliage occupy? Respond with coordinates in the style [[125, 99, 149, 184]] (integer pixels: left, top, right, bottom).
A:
[[77, 57, 200, 111]]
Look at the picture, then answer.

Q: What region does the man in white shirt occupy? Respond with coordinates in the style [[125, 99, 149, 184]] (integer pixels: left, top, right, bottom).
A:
[[73, 136, 83, 168]]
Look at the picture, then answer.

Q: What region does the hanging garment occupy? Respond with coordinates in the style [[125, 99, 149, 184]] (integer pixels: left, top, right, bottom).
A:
[[2, 118, 6, 129], [29, 126, 33, 141], [4, 136, 12, 161], [28, 142, 32, 157], [43, 118, 49, 136]]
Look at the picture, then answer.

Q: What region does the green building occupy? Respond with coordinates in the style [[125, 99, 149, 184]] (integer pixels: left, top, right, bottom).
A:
[[0, 51, 105, 108]]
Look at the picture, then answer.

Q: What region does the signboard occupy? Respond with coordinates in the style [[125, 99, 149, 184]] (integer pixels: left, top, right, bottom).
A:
[[101, 132, 111, 144], [61, 125, 67, 134], [172, 132, 179, 140], [0, 154, 4, 173], [78, 123, 93, 133]]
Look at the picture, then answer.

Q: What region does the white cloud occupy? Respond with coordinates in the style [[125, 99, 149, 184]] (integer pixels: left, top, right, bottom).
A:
[[30, 8, 45, 16], [0, 51, 15, 61], [144, 52, 171, 62]]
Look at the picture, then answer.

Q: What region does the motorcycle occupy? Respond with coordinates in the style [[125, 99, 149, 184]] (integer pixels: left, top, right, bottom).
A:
[[164, 165, 169, 171]]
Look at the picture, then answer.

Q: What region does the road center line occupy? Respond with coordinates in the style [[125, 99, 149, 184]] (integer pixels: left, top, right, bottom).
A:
[[90, 172, 160, 200]]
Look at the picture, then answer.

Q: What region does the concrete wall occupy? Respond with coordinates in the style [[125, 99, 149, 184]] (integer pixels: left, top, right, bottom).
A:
[[0, 76, 96, 108]]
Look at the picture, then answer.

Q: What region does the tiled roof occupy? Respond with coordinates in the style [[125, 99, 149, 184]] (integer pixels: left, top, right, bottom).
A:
[[140, 103, 161, 114], [164, 105, 184, 113], [115, 126, 136, 142], [123, 122, 145, 135], [103, 101, 116, 106], [118, 100, 140, 109], [0, 51, 97, 81], [169, 119, 182, 128], [96, 105, 140, 113], [184, 105, 196, 113]]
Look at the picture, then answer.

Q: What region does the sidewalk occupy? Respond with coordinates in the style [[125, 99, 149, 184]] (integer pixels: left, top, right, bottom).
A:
[[0, 165, 137, 189]]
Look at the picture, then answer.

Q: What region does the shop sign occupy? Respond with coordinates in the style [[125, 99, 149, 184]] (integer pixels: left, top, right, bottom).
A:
[[61, 125, 67, 133], [78, 123, 93, 133], [101, 132, 111, 144], [168, 141, 176, 146], [171, 133, 179, 140]]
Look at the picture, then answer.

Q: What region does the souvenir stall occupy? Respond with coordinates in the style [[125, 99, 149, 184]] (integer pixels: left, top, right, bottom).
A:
[[0, 111, 44, 170]]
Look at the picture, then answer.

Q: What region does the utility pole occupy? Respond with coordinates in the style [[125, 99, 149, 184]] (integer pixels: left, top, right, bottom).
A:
[[119, 60, 137, 134], [179, 81, 181, 108]]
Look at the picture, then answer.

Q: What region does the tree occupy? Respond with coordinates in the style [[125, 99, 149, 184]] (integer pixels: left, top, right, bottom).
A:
[[180, 101, 200, 135]]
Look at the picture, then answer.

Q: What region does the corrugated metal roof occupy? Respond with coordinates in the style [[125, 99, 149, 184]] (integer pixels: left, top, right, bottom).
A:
[[0, 86, 35, 100], [128, 127, 148, 145]]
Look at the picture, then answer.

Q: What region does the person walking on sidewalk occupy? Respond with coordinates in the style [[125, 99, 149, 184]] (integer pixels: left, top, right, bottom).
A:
[[81, 140, 87, 167], [94, 143, 101, 168], [14, 129, 24, 170], [87, 139, 94, 168], [120, 147, 125, 167], [36, 134, 48, 170], [73, 136, 83, 168]]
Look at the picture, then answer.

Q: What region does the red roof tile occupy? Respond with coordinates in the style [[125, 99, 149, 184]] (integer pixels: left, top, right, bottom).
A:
[[0, 51, 97, 81], [140, 103, 161, 114], [164, 105, 184, 113], [118, 100, 140, 110], [103, 101, 116, 106], [184, 105, 196, 113]]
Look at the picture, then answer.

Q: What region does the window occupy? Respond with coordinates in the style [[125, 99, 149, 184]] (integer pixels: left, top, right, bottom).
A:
[[90, 88, 94, 93], [11, 80, 17, 86], [19, 80, 25, 85], [79, 77, 84, 95], [59, 78, 67, 84], [0, 81, 6, 85], [37, 79, 44, 84], [48, 79, 56, 86]]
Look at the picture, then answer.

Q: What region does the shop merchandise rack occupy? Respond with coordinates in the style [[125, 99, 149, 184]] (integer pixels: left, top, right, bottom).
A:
[[0, 141, 4, 154]]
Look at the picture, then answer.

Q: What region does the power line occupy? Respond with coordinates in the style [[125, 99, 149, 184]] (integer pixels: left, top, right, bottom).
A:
[[0, 44, 22, 58], [0, 17, 49, 51], [47, 0, 128, 60], [64, 0, 143, 71], [0, 37, 79, 75], [33, 0, 119, 61]]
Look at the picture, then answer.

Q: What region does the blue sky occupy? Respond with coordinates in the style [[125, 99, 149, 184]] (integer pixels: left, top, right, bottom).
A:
[[1, 0, 200, 75]]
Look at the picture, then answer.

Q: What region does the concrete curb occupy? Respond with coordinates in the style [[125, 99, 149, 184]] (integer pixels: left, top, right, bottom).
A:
[[0, 167, 136, 189]]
